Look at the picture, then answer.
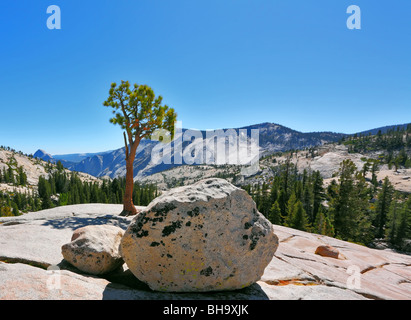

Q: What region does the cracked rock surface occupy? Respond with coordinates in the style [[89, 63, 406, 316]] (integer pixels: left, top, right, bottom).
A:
[[266, 225, 411, 300], [1, 202, 411, 300]]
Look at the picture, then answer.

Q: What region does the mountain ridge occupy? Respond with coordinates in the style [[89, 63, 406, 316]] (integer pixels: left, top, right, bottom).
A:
[[33, 121, 410, 180]]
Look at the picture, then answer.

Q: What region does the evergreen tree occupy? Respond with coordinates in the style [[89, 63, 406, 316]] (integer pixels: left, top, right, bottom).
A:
[[329, 159, 371, 243], [286, 192, 297, 219], [259, 182, 271, 217], [104, 81, 177, 216], [302, 181, 313, 223], [269, 179, 278, 205], [11, 202, 20, 216], [397, 198, 411, 248], [56, 160, 64, 172], [268, 200, 281, 225], [330, 159, 356, 239], [374, 177, 394, 238], [313, 206, 334, 236], [38, 176, 52, 209], [0, 206, 13, 217], [326, 179, 339, 201], [6, 166, 14, 184], [371, 160, 379, 190], [312, 170, 324, 223], [17, 166, 27, 186], [387, 196, 411, 249], [286, 200, 309, 231], [277, 188, 288, 221]]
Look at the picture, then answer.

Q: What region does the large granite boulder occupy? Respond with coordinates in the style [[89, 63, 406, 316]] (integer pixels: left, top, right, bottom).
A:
[[62, 225, 124, 275], [120, 178, 279, 292]]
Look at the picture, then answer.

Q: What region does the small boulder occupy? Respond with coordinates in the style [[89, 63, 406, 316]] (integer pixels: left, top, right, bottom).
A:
[[121, 178, 279, 292], [62, 225, 124, 275], [315, 245, 339, 259]]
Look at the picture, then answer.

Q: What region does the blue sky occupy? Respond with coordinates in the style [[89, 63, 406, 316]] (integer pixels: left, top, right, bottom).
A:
[[0, 0, 410, 154]]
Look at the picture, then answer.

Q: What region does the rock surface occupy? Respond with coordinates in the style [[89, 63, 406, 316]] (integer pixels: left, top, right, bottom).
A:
[[120, 178, 278, 292], [62, 225, 124, 275], [0, 204, 135, 268], [1, 203, 411, 300]]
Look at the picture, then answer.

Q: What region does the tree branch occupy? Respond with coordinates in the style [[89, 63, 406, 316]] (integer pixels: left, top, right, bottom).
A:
[[117, 92, 130, 127], [123, 131, 129, 160]]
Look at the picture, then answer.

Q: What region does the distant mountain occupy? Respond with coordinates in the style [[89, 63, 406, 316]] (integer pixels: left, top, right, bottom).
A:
[[34, 122, 347, 180], [33, 149, 53, 162], [34, 122, 409, 181], [52, 150, 114, 164], [240, 122, 345, 154], [1, 147, 100, 194], [356, 123, 411, 136]]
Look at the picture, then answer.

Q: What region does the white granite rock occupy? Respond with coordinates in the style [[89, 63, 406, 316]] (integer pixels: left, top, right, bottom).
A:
[[62, 225, 124, 275], [121, 178, 279, 292]]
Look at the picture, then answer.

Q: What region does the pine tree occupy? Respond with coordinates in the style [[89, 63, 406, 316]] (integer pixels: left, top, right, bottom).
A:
[[329, 159, 370, 242], [259, 182, 271, 217], [6, 166, 14, 184], [371, 160, 379, 190], [312, 170, 324, 223], [386, 197, 399, 247], [269, 179, 278, 205], [374, 177, 394, 238], [397, 198, 411, 248], [277, 188, 288, 221], [11, 202, 20, 216], [286, 200, 309, 231], [56, 160, 64, 172], [104, 81, 177, 216], [387, 196, 411, 249], [313, 206, 334, 237], [302, 182, 313, 223], [17, 166, 27, 186], [286, 192, 297, 219], [0, 206, 13, 217], [38, 176, 52, 209], [268, 201, 281, 225]]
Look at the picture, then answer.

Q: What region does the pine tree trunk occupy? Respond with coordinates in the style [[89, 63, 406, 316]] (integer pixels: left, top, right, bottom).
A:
[[120, 140, 139, 216]]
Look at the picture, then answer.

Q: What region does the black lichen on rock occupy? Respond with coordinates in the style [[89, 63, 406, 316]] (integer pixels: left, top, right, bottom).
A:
[[249, 229, 265, 251], [162, 220, 183, 237], [129, 212, 150, 238], [187, 207, 200, 217], [200, 266, 213, 277], [244, 222, 252, 230], [152, 203, 177, 217]]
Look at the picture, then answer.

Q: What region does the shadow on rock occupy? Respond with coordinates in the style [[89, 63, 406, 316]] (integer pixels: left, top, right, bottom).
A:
[[58, 258, 269, 300], [41, 215, 131, 231], [101, 281, 270, 300]]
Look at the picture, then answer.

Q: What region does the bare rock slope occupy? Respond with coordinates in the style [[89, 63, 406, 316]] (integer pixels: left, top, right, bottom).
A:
[[0, 203, 410, 300], [0, 149, 99, 195]]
